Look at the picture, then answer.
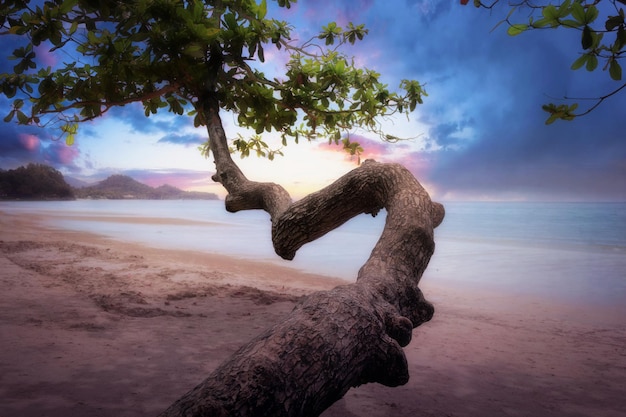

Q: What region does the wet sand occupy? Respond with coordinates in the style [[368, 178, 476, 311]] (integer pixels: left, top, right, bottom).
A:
[[1, 210, 625, 417]]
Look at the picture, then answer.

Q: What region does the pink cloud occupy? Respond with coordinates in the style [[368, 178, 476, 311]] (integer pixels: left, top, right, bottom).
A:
[[316, 135, 435, 183], [34, 44, 58, 67], [19, 134, 41, 151], [394, 151, 435, 180], [56, 144, 80, 164], [41, 141, 80, 166], [317, 134, 393, 161], [351, 135, 394, 160]]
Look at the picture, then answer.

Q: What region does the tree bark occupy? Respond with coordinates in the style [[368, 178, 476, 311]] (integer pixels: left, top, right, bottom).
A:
[[159, 100, 444, 417]]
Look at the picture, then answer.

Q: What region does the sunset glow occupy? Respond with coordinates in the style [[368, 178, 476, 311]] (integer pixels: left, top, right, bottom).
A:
[[1, 1, 624, 201]]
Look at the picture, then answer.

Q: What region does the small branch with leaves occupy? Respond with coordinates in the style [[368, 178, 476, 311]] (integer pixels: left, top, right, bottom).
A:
[[466, 0, 626, 122]]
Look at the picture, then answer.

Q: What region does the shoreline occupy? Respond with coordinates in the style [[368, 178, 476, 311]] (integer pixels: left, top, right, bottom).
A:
[[1, 210, 625, 417]]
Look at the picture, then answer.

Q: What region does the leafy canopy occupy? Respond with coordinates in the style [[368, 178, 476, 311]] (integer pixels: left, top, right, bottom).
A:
[[470, 0, 626, 123], [0, 0, 426, 158]]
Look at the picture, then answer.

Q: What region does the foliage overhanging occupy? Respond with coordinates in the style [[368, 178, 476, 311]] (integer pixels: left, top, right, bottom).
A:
[[0, 0, 427, 158], [469, 0, 626, 123]]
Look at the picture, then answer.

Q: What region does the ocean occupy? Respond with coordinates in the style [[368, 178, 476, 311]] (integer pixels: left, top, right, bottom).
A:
[[2, 200, 625, 306]]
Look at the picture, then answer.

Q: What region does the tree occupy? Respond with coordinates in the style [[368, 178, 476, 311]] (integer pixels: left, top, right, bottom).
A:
[[0, 1, 444, 416], [468, 0, 626, 123], [0, 162, 74, 199]]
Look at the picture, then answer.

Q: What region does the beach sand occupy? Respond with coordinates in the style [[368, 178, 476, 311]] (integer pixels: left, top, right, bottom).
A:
[[1, 210, 625, 417]]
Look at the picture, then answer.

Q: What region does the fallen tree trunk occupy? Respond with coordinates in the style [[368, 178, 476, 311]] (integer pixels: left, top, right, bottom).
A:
[[159, 101, 444, 417]]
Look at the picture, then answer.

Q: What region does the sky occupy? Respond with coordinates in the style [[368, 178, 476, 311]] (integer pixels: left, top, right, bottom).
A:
[[1, 0, 625, 201]]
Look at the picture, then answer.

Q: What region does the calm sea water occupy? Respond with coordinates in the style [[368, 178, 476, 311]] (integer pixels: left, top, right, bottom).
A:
[[1, 200, 625, 305]]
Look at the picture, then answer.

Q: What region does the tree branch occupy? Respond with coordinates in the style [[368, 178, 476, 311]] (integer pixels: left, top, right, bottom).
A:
[[159, 157, 443, 417], [37, 83, 181, 122], [165, 99, 445, 417], [567, 81, 626, 117], [200, 95, 292, 221]]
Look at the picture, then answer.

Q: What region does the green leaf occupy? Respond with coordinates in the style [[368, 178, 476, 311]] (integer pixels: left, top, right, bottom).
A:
[[570, 2, 585, 24], [581, 25, 593, 49], [570, 54, 588, 70], [223, 13, 237, 30], [333, 130, 341, 144], [545, 114, 559, 125], [59, 0, 78, 14], [8, 26, 26, 35], [605, 15, 624, 31], [585, 54, 598, 71], [560, 19, 582, 28], [69, 20, 78, 35], [258, 44, 265, 62], [618, 26, 626, 49], [258, 0, 267, 20], [2, 83, 17, 98], [3, 110, 15, 123], [14, 61, 26, 74], [319, 22, 342, 45], [557, 0, 571, 18], [585, 5, 599, 24], [183, 43, 205, 58], [542, 5, 558, 21], [532, 18, 550, 28], [507, 24, 528, 36], [609, 60, 622, 81], [61, 123, 78, 134], [16, 110, 29, 124]]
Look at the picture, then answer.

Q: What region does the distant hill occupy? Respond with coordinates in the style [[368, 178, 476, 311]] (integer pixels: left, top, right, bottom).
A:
[[64, 176, 93, 188], [0, 164, 74, 200], [73, 174, 218, 200], [0, 166, 217, 201]]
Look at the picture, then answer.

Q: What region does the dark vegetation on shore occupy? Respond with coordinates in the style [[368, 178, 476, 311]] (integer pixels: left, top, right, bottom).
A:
[[0, 163, 218, 201], [0, 164, 73, 200]]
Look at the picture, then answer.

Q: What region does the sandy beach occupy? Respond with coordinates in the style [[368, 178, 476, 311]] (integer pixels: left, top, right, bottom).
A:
[[1, 210, 625, 417]]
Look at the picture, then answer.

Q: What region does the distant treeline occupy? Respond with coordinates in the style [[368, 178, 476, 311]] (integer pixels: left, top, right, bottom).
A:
[[73, 174, 218, 200], [0, 164, 218, 201], [0, 163, 74, 200]]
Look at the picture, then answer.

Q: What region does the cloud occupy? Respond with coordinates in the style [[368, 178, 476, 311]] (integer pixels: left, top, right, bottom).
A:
[[157, 133, 206, 146], [0, 125, 37, 164], [0, 122, 81, 171], [105, 168, 215, 191], [315, 134, 437, 184], [42, 140, 80, 166], [19, 134, 41, 151], [318, 134, 394, 159], [426, 99, 626, 200], [299, 0, 375, 27], [1, 1, 624, 201], [330, 1, 626, 201], [104, 102, 195, 135], [407, 0, 453, 21], [33, 43, 58, 67], [426, 119, 476, 150]]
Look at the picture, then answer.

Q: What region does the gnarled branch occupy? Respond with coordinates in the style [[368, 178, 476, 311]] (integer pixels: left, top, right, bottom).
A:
[[159, 101, 444, 417]]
